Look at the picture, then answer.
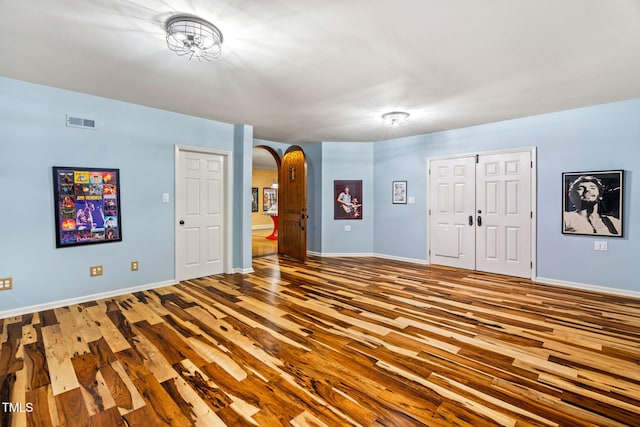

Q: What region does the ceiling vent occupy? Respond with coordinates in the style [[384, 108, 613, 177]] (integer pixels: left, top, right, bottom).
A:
[[66, 114, 97, 130]]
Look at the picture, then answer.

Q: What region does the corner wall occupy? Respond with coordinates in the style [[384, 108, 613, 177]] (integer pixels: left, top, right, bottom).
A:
[[0, 77, 238, 313], [373, 98, 640, 292]]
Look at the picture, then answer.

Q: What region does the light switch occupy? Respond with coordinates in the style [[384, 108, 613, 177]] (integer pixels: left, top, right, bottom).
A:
[[594, 241, 608, 251], [162, 193, 170, 203], [408, 197, 415, 204]]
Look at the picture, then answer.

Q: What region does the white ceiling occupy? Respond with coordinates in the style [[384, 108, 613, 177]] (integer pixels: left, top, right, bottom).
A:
[[1, 1, 639, 143]]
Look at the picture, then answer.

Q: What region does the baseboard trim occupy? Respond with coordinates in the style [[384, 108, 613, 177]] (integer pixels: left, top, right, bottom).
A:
[[373, 253, 428, 265], [234, 267, 254, 274], [307, 251, 428, 265], [0, 279, 177, 319], [535, 276, 640, 299], [308, 252, 375, 258], [251, 225, 272, 230]]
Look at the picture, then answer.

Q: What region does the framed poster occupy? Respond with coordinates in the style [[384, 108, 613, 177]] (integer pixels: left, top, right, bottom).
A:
[[53, 166, 122, 248], [251, 187, 259, 212], [562, 170, 623, 237], [392, 181, 407, 204], [334, 180, 362, 219], [263, 187, 277, 212]]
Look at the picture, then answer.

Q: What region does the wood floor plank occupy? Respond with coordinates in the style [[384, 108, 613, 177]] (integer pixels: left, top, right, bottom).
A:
[[3, 255, 640, 426]]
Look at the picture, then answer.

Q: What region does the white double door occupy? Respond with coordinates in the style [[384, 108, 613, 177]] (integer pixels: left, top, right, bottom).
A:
[[429, 149, 534, 278], [176, 148, 227, 281]]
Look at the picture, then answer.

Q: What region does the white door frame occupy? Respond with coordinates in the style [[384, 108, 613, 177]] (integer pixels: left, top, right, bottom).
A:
[[174, 145, 234, 279], [426, 146, 537, 278]]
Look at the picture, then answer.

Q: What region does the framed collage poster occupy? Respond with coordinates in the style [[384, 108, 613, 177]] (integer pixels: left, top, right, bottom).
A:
[[562, 170, 623, 237], [53, 166, 122, 248], [334, 180, 362, 219]]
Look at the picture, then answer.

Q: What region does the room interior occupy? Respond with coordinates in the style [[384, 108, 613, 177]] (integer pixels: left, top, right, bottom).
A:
[[1, 1, 640, 425]]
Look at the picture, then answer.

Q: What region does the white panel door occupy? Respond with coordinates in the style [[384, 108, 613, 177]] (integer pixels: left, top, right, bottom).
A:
[[476, 151, 531, 277], [429, 149, 533, 279], [429, 156, 476, 270], [176, 150, 225, 280]]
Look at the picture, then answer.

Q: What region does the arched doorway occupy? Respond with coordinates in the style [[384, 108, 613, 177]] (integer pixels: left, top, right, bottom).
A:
[[251, 146, 281, 257]]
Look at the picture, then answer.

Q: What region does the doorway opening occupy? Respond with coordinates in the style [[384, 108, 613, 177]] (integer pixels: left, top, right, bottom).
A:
[[252, 146, 281, 258]]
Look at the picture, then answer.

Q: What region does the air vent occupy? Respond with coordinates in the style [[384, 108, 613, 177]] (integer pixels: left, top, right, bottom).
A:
[[66, 114, 97, 130]]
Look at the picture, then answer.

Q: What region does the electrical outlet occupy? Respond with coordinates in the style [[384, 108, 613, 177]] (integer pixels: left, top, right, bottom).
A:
[[0, 277, 13, 291], [131, 261, 139, 271], [90, 265, 103, 277], [344, 225, 351, 232]]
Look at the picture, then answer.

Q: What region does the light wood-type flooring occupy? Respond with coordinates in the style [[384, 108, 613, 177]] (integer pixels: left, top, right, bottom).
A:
[[252, 229, 278, 258], [2, 256, 640, 426]]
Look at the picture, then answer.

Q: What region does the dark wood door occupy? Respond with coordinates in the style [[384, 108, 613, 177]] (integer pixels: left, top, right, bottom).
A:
[[278, 145, 307, 261]]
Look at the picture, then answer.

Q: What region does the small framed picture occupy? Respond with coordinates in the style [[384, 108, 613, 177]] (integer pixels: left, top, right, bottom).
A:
[[392, 181, 407, 204], [562, 170, 623, 237], [251, 187, 259, 212], [263, 187, 277, 212]]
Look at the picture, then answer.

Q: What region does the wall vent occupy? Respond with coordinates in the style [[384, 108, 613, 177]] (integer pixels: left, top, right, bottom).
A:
[[66, 114, 97, 130]]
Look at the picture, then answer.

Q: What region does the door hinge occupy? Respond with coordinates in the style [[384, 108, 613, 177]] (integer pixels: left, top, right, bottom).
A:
[[428, 249, 431, 256], [428, 209, 431, 216], [530, 211, 533, 219], [475, 154, 479, 164], [531, 161, 533, 168], [530, 261, 533, 269]]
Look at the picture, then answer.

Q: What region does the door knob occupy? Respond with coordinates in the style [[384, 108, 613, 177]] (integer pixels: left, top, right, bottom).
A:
[[179, 220, 185, 225], [468, 215, 473, 226], [477, 216, 482, 227]]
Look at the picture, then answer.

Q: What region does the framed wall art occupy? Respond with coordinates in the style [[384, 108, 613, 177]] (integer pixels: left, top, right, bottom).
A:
[[392, 181, 407, 204], [53, 166, 122, 248], [251, 187, 259, 212], [263, 187, 277, 212], [334, 180, 362, 219], [562, 170, 623, 237]]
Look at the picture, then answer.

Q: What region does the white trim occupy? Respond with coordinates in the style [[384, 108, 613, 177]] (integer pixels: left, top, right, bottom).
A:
[[233, 267, 254, 274], [252, 224, 272, 230], [530, 147, 537, 279], [309, 252, 375, 258], [308, 251, 427, 265], [374, 253, 428, 265], [174, 145, 234, 279], [0, 280, 177, 319], [535, 277, 640, 300]]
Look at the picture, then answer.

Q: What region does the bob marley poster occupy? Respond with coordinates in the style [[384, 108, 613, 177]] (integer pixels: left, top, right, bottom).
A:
[[53, 166, 122, 247]]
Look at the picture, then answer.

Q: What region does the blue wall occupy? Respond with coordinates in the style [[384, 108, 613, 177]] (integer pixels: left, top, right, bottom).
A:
[[1, 75, 638, 314], [372, 99, 640, 291], [0, 77, 239, 312], [321, 142, 375, 254]]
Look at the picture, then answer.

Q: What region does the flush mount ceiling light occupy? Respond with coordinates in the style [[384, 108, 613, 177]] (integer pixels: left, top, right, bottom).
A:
[[166, 15, 223, 61], [382, 111, 410, 127]]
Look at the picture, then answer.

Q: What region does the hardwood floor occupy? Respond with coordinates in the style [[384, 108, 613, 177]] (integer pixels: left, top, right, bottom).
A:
[[2, 255, 640, 426], [252, 229, 278, 258]]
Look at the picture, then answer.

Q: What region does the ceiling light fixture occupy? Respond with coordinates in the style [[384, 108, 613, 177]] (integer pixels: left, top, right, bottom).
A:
[[166, 15, 223, 61], [382, 111, 410, 127]]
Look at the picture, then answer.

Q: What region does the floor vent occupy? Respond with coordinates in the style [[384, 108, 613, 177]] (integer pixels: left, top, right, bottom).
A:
[[66, 114, 97, 130]]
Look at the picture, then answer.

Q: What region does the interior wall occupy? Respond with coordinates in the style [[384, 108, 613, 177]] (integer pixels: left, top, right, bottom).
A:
[[252, 168, 278, 228], [373, 98, 640, 292], [0, 77, 237, 313], [321, 142, 375, 254]]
